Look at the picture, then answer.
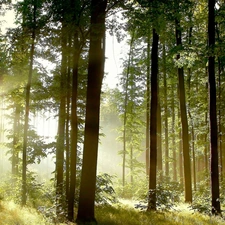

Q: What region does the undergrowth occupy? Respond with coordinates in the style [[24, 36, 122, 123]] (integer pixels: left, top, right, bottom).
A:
[[95, 204, 225, 225], [1, 200, 225, 225]]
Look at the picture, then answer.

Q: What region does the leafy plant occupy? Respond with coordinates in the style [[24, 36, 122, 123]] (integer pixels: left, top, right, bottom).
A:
[[0, 172, 55, 207], [134, 177, 182, 211], [95, 173, 117, 205], [191, 179, 225, 215]]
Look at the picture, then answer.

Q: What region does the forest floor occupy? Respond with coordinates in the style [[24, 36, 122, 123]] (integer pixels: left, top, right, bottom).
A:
[[0, 199, 225, 225]]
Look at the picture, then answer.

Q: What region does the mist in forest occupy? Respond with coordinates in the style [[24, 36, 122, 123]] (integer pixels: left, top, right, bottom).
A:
[[98, 118, 122, 177], [0, 106, 124, 182]]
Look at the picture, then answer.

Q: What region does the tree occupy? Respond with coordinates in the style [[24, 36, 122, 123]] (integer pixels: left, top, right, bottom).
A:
[[175, 17, 192, 203], [208, 0, 221, 215], [67, 0, 83, 220], [76, 0, 107, 223], [163, 43, 169, 178], [147, 27, 159, 211], [21, 0, 37, 206], [145, 29, 150, 176]]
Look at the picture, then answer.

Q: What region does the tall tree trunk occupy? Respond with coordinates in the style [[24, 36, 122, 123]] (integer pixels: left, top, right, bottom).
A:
[[12, 104, 20, 176], [218, 56, 223, 182], [122, 31, 134, 188], [146, 30, 150, 176], [163, 44, 169, 178], [216, 21, 223, 182], [68, 30, 80, 221], [76, 0, 107, 223], [188, 110, 196, 191], [204, 81, 209, 176], [157, 101, 162, 180], [56, 21, 67, 215], [147, 28, 159, 211], [171, 82, 177, 181], [176, 19, 192, 203], [208, 0, 221, 215], [177, 91, 183, 188], [22, 1, 36, 206], [130, 146, 134, 185], [187, 68, 196, 191], [65, 35, 72, 206]]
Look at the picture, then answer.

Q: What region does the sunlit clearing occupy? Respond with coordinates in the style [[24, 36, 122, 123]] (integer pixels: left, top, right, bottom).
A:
[[0, 201, 51, 225], [95, 203, 225, 225]]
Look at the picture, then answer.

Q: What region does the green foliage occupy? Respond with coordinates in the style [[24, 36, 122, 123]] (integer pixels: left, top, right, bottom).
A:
[[191, 179, 225, 215], [117, 176, 183, 211], [115, 177, 148, 200], [191, 179, 212, 215], [0, 172, 54, 208], [95, 173, 117, 205]]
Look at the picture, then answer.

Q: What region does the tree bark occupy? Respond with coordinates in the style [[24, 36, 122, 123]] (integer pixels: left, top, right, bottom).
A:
[[22, 0, 36, 206], [56, 20, 67, 216], [171, 82, 177, 181], [146, 29, 150, 176], [12, 104, 20, 176], [68, 29, 80, 221], [163, 44, 169, 178], [147, 28, 159, 211], [76, 0, 107, 223], [157, 101, 162, 180], [208, 0, 221, 215], [176, 18, 192, 203]]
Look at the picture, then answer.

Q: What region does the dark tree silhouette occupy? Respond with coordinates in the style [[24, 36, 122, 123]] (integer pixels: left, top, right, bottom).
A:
[[176, 18, 192, 203], [76, 0, 107, 223], [147, 28, 159, 211], [208, 0, 221, 215]]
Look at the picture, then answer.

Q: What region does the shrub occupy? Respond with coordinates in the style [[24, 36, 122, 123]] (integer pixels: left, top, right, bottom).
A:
[[134, 177, 182, 211], [95, 173, 117, 205]]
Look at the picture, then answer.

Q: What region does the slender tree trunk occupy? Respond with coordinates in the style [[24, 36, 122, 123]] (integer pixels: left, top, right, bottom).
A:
[[146, 30, 150, 176], [130, 146, 134, 185], [65, 36, 72, 205], [157, 101, 162, 180], [208, 0, 221, 215], [147, 28, 159, 211], [187, 68, 196, 191], [171, 82, 177, 182], [218, 58, 223, 182], [177, 93, 183, 188], [204, 81, 209, 176], [22, 1, 36, 206], [189, 112, 196, 191], [176, 19, 192, 203], [122, 32, 134, 188], [56, 21, 67, 215], [68, 30, 80, 221], [12, 104, 20, 176], [216, 21, 223, 182], [163, 44, 169, 178], [76, 0, 107, 223]]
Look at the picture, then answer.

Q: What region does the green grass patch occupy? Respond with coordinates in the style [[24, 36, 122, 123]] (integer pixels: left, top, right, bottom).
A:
[[1, 200, 225, 225], [0, 200, 52, 225], [95, 204, 225, 225]]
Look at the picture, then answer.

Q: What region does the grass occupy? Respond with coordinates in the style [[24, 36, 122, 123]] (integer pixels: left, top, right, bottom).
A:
[[0, 200, 53, 225], [95, 204, 225, 225], [0, 200, 225, 225]]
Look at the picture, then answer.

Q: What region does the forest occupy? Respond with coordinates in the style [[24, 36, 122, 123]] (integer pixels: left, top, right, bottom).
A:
[[0, 0, 225, 224]]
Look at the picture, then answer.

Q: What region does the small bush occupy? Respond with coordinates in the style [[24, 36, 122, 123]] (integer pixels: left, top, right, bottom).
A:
[[135, 177, 182, 211], [95, 173, 117, 205], [191, 179, 225, 215]]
